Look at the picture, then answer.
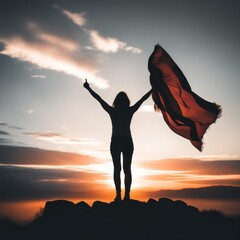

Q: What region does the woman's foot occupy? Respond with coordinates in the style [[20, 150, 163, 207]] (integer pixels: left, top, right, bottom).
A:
[[123, 194, 130, 202], [114, 195, 122, 203]]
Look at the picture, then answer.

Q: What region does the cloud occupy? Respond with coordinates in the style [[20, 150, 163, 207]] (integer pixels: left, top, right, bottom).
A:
[[89, 30, 142, 53], [10, 125, 24, 130], [27, 109, 34, 114], [139, 158, 240, 176], [24, 131, 101, 145], [1, 145, 239, 202], [55, 5, 141, 54], [0, 145, 112, 201], [142, 170, 240, 187], [133, 158, 240, 189], [0, 145, 98, 165], [31, 74, 46, 79], [0, 121, 23, 130], [0, 1, 141, 89], [0, 3, 108, 89], [0, 34, 109, 89], [0, 138, 12, 144], [55, 5, 87, 27], [0, 130, 10, 135], [0, 165, 109, 201], [0, 122, 8, 126], [195, 154, 239, 161]]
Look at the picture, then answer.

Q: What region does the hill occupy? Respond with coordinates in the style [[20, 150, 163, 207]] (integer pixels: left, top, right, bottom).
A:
[[149, 186, 240, 199]]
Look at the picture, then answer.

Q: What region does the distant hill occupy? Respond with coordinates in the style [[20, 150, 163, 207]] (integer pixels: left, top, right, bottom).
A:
[[149, 186, 240, 199]]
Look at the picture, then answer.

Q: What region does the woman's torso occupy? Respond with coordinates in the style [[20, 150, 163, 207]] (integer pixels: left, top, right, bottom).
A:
[[109, 108, 134, 137]]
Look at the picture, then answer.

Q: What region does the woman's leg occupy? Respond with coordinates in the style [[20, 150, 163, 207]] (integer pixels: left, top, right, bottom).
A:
[[123, 138, 134, 200], [110, 138, 122, 200], [111, 151, 121, 199]]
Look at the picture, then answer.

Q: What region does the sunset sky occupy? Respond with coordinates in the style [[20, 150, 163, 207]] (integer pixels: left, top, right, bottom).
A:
[[0, 0, 240, 219]]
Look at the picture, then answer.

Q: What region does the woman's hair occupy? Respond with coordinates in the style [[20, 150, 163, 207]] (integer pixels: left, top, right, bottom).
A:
[[112, 91, 130, 109]]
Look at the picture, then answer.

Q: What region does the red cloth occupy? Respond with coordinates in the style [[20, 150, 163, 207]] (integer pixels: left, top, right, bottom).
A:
[[148, 44, 222, 151]]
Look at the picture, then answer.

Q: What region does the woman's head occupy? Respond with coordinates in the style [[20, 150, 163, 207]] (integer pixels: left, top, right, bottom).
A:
[[112, 92, 130, 109]]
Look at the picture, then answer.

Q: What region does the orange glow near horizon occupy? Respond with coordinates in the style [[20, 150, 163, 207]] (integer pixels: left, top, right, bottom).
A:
[[1, 192, 240, 222]]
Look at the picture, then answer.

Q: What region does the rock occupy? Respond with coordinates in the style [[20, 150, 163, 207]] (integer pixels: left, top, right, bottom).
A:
[[188, 205, 200, 214], [75, 201, 91, 210], [43, 200, 75, 218], [92, 200, 109, 210], [174, 199, 188, 207], [147, 198, 158, 207], [158, 197, 174, 205], [11, 198, 237, 240]]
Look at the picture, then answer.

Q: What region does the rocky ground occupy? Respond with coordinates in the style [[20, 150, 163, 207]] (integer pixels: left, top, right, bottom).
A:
[[1, 198, 240, 240]]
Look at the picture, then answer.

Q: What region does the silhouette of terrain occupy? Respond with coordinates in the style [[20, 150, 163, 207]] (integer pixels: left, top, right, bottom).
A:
[[1, 198, 239, 240], [149, 186, 240, 199]]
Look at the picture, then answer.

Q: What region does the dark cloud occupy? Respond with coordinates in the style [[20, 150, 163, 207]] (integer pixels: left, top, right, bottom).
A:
[[0, 145, 98, 165], [9, 126, 24, 130], [0, 165, 108, 202], [0, 130, 10, 135], [0, 121, 23, 130], [0, 145, 110, 202], [0, 138, 12, 144], [0, 122, 8, 126]]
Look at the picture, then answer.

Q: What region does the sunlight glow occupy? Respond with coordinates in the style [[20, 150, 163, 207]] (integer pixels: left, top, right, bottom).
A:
[[2, 161, 239, 190]]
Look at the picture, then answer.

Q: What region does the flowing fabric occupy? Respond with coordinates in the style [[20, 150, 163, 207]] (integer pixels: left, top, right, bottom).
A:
[[148, 44, 222, 151]]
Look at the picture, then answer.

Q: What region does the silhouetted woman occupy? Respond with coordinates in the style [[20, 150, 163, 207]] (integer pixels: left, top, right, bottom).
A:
[[84, 79, 152, 202]]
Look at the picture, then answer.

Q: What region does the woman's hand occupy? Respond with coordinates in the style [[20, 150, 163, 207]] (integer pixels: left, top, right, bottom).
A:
[[83, 79, 90, 89]]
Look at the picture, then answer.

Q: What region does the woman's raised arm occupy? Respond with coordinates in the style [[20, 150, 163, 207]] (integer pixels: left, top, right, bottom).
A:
[[131, 89, 152, 112], [83, 79, 111, 112]]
